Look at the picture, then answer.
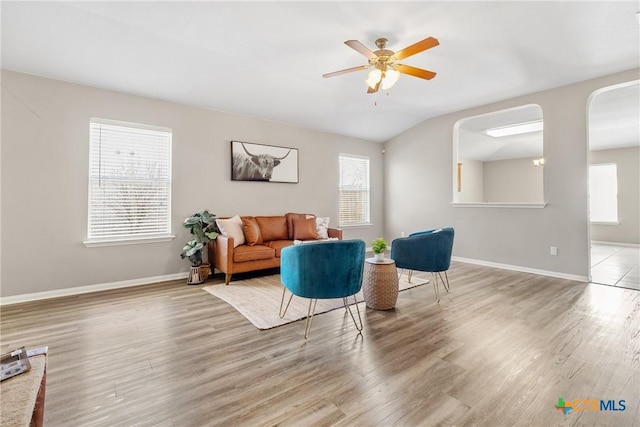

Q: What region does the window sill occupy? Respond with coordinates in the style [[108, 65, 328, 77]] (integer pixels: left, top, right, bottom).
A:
[[84, 234, 175, 248], [591, 221, 620, 226], [450, 202, 547, 209], [338, 223, 373, 229]]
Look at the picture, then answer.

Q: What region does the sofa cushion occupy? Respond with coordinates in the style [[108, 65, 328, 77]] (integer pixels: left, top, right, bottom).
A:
[[293, 217, 318, 240], [265, 240, 294, 257], [233, 245, 275, 263], [241, 216, 263, 246], [256, 216, 288, 241], [285, 213, 315, 239], [216, 215, 245, 248]]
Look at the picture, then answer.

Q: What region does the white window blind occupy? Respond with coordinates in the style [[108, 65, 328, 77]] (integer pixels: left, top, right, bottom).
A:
[[589, 163, 618, 223], [87, 119, 172, 243], [339, 154, 370, 226]]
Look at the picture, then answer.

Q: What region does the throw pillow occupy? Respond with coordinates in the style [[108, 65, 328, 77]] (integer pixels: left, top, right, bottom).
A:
[[215, 215, 245, 248], [315, 217, 330, 240], [255, 216, 289, 241], [293, 217, 318, 241], [241, 216, 263, 246], [285, 213, 315, 239]]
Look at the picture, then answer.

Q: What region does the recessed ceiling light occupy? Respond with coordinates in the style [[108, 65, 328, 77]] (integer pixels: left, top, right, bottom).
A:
[[486, 120, 543, 137]]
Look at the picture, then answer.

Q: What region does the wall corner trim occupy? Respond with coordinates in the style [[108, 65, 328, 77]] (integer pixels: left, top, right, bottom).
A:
[[0, 272, 189, 306]]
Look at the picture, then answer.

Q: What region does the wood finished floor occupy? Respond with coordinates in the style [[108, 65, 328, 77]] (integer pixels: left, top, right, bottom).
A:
[[1, 261, 639, 426]]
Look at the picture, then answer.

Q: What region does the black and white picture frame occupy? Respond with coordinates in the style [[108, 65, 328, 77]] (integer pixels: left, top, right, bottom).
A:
[[231, 141, 299, 183]]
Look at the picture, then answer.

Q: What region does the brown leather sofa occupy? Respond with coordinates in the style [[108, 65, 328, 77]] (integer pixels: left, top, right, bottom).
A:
[[208, 213, 342, 285]]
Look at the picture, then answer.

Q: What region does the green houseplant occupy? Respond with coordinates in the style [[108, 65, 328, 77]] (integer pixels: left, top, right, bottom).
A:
[[180, 210, 219, 284], [372, 237, 387, 262]]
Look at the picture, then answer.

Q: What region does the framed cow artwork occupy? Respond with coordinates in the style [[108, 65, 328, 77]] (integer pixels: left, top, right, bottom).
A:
[[231, 141, 299, 183]]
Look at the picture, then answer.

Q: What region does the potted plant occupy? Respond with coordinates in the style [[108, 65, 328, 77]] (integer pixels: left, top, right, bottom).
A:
[[372, 237, 387, 262], [180, 210, 219, 284]]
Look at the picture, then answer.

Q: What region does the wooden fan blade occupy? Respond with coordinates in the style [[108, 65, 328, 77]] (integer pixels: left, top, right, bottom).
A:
[[345, 40, 377, 59], [396, 64, 437, 80], [393, 37, 439, 60], [322, 65, 367, 78], [367, 80, 381, 94]]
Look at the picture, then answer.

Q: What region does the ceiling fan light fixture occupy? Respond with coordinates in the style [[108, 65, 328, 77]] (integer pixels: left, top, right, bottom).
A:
[[365, 69, 382, 89], [365, 68, 400, 90], [326, 36, 438, 94], [381, 69, 400, 90]]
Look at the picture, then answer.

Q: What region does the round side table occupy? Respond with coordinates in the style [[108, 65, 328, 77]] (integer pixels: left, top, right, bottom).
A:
[[363, 258, 399, 310]]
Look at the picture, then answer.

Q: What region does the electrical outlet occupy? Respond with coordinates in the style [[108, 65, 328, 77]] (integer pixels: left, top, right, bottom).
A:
[[400, 231, 405, 237], [550, 246, 558, 256]]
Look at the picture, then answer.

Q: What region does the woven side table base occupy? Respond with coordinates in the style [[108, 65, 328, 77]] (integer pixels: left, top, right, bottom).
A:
[[363, 258, 399, 310]]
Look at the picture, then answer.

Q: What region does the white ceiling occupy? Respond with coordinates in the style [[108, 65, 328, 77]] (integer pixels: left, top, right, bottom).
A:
[[2, 1, 639, 143]]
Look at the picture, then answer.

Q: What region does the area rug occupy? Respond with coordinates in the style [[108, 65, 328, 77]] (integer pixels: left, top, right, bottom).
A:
[[203, 274, 429, 330]]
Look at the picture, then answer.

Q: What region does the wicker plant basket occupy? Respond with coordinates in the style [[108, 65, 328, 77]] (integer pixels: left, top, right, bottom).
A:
[[200, 263, 211, 279]]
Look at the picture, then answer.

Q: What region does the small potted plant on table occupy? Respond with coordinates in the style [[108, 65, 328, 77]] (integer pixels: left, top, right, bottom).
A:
[[180, 210, 218, 284], [372, 237, 388, 262]]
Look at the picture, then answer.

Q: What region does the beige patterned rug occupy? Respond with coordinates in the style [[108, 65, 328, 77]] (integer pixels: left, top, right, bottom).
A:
[[203, 273, 428, 330]]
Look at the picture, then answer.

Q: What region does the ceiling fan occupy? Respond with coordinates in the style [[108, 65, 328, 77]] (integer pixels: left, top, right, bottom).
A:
[[323, 37, 439, 94]]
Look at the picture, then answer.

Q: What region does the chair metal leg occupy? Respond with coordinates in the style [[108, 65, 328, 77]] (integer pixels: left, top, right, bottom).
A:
[[278, 286, 294, 319], [407, 270, 413, 283], [343, 296, 363, 334], [439, 271, 451, 292], [303, 299, 318, 339], [432, 272, 440, 304]]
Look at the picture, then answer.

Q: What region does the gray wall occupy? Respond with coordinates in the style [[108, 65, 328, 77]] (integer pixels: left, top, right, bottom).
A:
[[384, 69, 639, 278], [1, 70, 384, 298], [3, 68, 637, 298], [590, 146, 640, 244], [457, 157, 544, 203], [483, 157, 544, 203]]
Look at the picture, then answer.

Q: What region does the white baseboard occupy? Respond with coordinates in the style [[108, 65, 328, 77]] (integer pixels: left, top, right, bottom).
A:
[[0, 272, 189, 306], [452, 256, 588, 282], [591, 240, 640, 248], [2, 256, 591, 305]]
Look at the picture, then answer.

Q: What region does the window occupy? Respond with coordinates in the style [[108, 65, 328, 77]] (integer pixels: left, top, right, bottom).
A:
[[339, 154, 370, 227], [589, 163, 618, 223], [86, 119, 173, 246]]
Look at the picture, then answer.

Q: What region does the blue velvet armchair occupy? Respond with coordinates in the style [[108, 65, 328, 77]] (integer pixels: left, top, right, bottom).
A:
[[279, 239, 366, 339], [390, 227, 455, 303]]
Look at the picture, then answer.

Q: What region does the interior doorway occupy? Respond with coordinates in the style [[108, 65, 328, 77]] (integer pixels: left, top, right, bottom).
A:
[[587, 81, 640, 290]]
